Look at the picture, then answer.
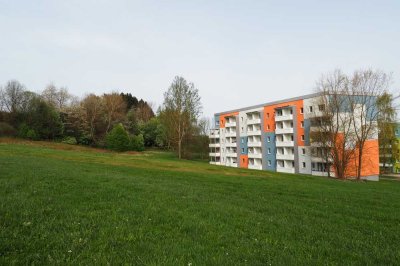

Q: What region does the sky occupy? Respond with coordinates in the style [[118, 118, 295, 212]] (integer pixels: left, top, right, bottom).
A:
[[0, 0, 399, 118]]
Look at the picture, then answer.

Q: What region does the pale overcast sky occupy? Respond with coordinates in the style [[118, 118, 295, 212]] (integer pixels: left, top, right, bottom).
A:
[[0, 0, 399, 118]]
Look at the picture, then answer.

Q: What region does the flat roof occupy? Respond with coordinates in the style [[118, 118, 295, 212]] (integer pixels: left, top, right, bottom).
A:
[[215, 92, 321, 116]]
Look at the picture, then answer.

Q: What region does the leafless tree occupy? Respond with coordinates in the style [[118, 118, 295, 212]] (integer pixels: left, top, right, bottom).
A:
[[82, 94, 104, 141], [347, 70, 389, 179], [310, 70, 356, 179], [41, 83, 58, 107], [1, 80, 26, 113]]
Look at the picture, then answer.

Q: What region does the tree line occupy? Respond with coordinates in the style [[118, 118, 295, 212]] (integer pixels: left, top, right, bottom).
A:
[[0, 76, 210, 159]]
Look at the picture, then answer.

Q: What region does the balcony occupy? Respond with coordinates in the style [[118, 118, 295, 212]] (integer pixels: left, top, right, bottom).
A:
[[225, 142, 237, 147], [225, 122, 236, 127], [275, 128, 294, 134], [276, 141, 294, 147], [209, 162, 221, 165], [226, 152, 237, 157], [248, 141, 262, 147], [248, 153, 262, 159], [226, 162, 238, 167], [225, 131, 236, 137], [277, 166, 295, 174], [276, 154, 294, 160], [247, 118, 261, 125], [247, 130, 261, 136], [209, 143, 220, 148], [275, 114, 293, 121], [248, 164, 262, 170], [209, 152, 221, 157]]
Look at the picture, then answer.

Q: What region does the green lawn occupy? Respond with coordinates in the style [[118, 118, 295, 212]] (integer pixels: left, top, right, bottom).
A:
[[0, 139, 399, 265]]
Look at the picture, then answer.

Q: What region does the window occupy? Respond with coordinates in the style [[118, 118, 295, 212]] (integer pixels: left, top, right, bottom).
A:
[[302, 162, 306, 168], [242, 148, 244, 153], [292, 161, 295, 167], [290, 109, 293, 114], [277, 110, 282, 116], [268, 160, 271, 166], [268, 148, 271, 154], [290, 122, 293, 128], [242, 158, 245, 163], [241, 117, 243, 122], [291, 135, 294, 141], [318, 104, 325, 111], [267, 136, 271, 142], [241, 127, 243, 132], [301, 135, 305, 141], [300, 107, 304, 114], [267, 124, 270, 130], [309, 106, 313, 112], [302, 148, 306, 155], [267, 113, 270, 118], [301, 121, 304, 128]]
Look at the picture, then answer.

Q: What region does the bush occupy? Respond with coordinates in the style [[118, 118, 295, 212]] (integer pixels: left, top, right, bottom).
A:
[[18, 123, 39, 140], [130, 134, 145, 151], [0, 122, 16, 137], [106, 124, 131, 152], [62, 136, 77, 145]]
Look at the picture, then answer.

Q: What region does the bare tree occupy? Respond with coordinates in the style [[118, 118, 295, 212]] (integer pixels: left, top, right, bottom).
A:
[[103, 92, 126, 133], [311, 70, 356, 179], [1, 80, 26, 113], [160, 76, 202, 159], [55, 87, 72, 111], [41, 83, 58, 107], [348, 70, 389, 179]]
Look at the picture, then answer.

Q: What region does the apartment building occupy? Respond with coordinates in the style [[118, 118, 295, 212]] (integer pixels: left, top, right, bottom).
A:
[[209, 93, 380, 180]]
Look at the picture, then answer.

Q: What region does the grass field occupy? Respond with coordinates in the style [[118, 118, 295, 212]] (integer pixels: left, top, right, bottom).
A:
[[0, 138, 400, 265]]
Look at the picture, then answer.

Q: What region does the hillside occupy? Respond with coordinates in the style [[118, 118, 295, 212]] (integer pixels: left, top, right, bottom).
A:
[[0, 139, 399, 264]]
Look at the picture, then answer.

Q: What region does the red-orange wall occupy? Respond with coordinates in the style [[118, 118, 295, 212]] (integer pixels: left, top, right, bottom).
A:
[[263, 100, 305, 146], [219, 112, 239, 128], [240, 155, 248, 168], [345, 139, 380, 177]]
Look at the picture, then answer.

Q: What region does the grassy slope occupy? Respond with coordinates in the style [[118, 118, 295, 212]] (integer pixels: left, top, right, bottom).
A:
[[0, 139, 399, 265]]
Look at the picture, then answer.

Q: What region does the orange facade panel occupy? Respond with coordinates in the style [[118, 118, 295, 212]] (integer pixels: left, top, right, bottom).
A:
[[219, 112, 239, 128], [263, 99, 305, 146], [240, 155, 248, 168], [345, 139, 380, 177]]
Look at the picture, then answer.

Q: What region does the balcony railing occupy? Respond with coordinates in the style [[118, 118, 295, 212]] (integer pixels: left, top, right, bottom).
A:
[[247, 141, 262, 147], [225, 142, 237, 147], [247, 118, 261, 125], [276, 154, 294, 160], [248, 164, 262, 170], [225, 131, 236, 137], [209, 152, 221, 157], [209, 143, 220, 148], [276, 141, 294, 147], [225, 122, 236, 127], [226, 152, 237, 157], [248, 153, 262, 159], [275, 128, 294, 134], [247, 130, 262, 136], [275, 114, 293, 121], [277, 166, 295, 173]]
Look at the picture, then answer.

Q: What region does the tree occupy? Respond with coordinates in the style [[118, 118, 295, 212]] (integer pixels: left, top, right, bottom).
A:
[[160, 76, 202, 159], [82, 94, 104, 142], [347, 70, 389, 179], [103, 92, 126, 133], [41, 83, 58, 107], [106, 123, 131, 151], [0, 80, 26, 113], [42, 84, 72, 111], [311, 70, 356, 179], [377, 92, 397, 173]]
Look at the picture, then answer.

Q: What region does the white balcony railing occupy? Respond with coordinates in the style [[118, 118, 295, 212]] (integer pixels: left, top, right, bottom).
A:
[[209, 143, 220, 148], [247, 118, 261, 125], [247, 141, 262, 147], [225, 131, 236, 137], [209, 152, 221, 157], [248, 164, 262, 170], [226, 152, 237, 157], [275, 128, 294, 134], [248, 153, 262, 159], [247, 130, 262, 136], [209, 162, 221, 165], [277, 166, 295, 173], [225, 142, 237, 147], [226, 162, 238, 167], [276, 154, 295, 160], [225, 122, 236, 127], [276, 141, 294, 147], [275, 114, 293, 121]]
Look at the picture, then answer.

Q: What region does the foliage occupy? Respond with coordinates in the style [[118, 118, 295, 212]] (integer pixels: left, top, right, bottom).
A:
[[106, 123, 131, 152], [0, 122, 16, 136], [18, 123, 39, 140], [61, 136, 77, 145], [130, 134, 145, 151]]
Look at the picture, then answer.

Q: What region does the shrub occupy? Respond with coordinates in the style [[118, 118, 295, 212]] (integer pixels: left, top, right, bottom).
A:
[[0, 122, 16, 137], [18, 123, 39, 140], [26, 129, 39, 140], [62, 136, 77, 145], [106, 124, 130, 152], [130, 134, 145, 151]]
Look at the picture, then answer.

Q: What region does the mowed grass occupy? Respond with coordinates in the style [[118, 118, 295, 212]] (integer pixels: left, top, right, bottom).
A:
[[0, 139, 400, 265]]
